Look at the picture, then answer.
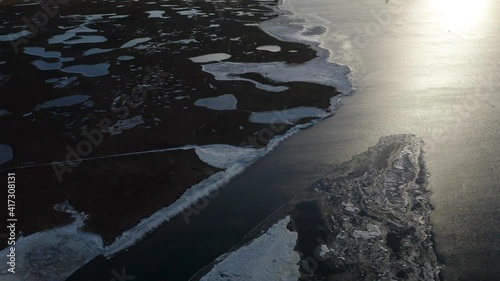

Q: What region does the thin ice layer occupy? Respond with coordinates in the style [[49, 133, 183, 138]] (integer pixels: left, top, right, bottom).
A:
[[200, 217, 300, 281], [202, 58, 352, 94]]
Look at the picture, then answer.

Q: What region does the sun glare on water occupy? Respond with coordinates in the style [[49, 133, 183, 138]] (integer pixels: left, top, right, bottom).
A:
[[434, 0, 488, 36]]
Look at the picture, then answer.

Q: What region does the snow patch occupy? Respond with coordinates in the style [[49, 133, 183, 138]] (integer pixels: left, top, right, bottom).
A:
[[189, 53, 231, 63]]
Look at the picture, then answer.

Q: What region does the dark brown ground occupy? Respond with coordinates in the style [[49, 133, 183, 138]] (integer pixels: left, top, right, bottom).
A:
[[0, 0, 341, 248]]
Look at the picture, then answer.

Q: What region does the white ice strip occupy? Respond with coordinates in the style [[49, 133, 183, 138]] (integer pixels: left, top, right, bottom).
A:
[[189, 53, 231, 63], [61, 63, 110, 77], [35, 95, 90, 110], [0, 203, 103, 281], [194, 94, 237, 110], [256, 45, 281, 52], [202, 58, 352, 94], [106, 116, 144, 135], [0, 144, 13, 166], [200, 217, 300, 281], [195, 145, 258, 169], [120, 37, 152, 48], [249, 107, 326, 124], [83, 48, 114, 56], [177, 8, 205, 18], [0, 30, 31, 42], [146, 10, 170, 18]]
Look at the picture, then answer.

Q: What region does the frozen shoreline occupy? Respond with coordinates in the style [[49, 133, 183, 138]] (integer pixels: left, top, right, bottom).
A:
[[0, 0, 356, 280]]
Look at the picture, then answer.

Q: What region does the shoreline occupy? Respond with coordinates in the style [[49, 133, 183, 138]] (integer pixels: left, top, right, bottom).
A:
[[0, 0, 354, 279]]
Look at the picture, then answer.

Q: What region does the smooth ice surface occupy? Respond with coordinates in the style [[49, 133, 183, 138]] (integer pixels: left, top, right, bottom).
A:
[[194, 94, 237, 110], [200, 217, 300, 281], [48, 27, 98, 45], [36, 95, 90, 110], [117, 56, 135, 61], [195, 145, 258, 169], [61, 63, 110, 77], [256, 45, 281, 52], [64, 35, 107, 45], [189, 53, 231, 63], [177, 8, 205, 18], [120, 37, 152, 48], [83, 48, 114, 56], [24, 47, 62, 59], [46, 77, 78, 88], [202, 58, 352, 94], [146, 10, 170, 18], [249, 107, 326, 124], [32, 60, 63, 71], [0, 30, 31, 41], [0, 144, 13, 165], [106, 116, 144, 135]]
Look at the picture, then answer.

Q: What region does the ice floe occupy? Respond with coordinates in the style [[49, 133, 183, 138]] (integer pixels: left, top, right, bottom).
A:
[[32, 61, 63, 71], [194, 94, 237, 110], [0, 144, 13, 166], [0, 109, 10, 116], [24, 47, 62, 59], [195, 145, 258, 169], [199, 217, 300, 281], [48, 26, 100, 45], [83, 48, 114, 56], [189, 53, 231, 63], [117, 55, 135, 61], [0, 30, 31, 42], [120, 37, 152, 48], [35, 95, 90, 110], [295, 135, 440, 280], [106, 116, 144, 135], [146, 10, 170, 18], [61, 63, 110, 77]]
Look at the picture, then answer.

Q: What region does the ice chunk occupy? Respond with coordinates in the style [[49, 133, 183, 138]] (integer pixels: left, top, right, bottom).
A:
[[189, 53, 231, 63], [195, 145, 258, 169], [194, 94, 237, 110]]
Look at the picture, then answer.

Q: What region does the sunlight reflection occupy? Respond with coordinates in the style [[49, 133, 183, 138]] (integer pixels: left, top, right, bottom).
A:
[[434, 0, 488, 35]]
